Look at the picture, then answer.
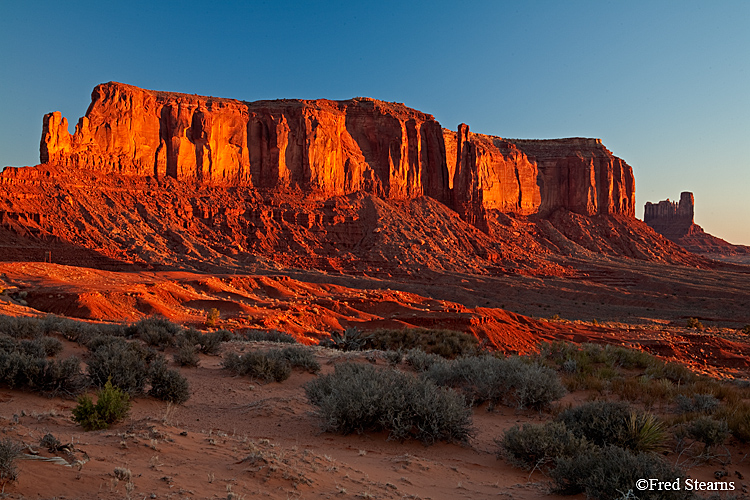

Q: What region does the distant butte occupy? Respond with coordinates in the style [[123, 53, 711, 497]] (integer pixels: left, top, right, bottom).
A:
[[645, 192, 750, 257]]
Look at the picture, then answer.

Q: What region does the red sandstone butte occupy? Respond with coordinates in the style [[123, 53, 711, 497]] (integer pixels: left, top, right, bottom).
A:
[[645, 192, 750, 256], [40, 82, 635, 226]]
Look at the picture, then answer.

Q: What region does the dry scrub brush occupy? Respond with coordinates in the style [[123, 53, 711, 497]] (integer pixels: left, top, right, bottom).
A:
[[0, 341, 86, 395], [424, 354, 566, 410], [0, 438, 22, 488], [555, 400, 668, 454], [551, 445, 689, 499], [223, 345, 319, 382], [305, 362, 472, 444], [498, 421, 590, 471]]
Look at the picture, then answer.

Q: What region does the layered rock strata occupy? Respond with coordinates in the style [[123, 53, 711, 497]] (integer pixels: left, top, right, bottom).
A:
[[510, 139, 635, 217], [38, 82, 635, 224]]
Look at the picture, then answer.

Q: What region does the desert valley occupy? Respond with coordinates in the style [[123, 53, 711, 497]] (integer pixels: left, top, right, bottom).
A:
[[0, 82, 749, 499]]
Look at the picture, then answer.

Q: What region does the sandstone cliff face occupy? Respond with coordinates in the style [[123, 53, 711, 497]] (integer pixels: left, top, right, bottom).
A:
[[441, 127, 635, 222], [510, 139, 635, 217], [39, 82, 635, 224], [444, 124, 541, 229], [41, 82, 450, 203]]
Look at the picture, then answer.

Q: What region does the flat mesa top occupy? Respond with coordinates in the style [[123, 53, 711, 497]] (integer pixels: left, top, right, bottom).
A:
[[95, 81, 432, 119]]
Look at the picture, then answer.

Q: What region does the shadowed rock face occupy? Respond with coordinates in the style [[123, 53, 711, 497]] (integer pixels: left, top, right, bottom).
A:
[[39, 82, 635, 223], [644, 192, 695, 235]]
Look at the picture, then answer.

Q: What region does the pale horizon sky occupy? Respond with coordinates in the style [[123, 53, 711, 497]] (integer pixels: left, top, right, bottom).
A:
[[1, 1, 748, 244]]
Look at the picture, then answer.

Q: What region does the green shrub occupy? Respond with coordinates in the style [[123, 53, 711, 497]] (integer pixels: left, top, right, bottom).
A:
[[40, 336, 64, 357], [205, 329, 234, 353], [557, 401, 666, 452], [557, 401, 630, 448], [716, 401, 750, 442], [511, 361, 567, 410], [47, 316, 126, 345], [86, 341, 151, 394], [539, 341, 658, 373], [364, 328, 479, 359], [603, 344, 657, 370], [0, 350, 35, 388], [552, 445, 689, 499], [222, 351, 292, 382], [305, 362, 472, 444], [0, 349, 86, 395], [538, 340, 582, 366], [686, 317, 704, 330], [13, 336, 63, 358], [686, 416, 729, 448], [174, 344, 200, 367], [0, 315, 43, 339], [319, 327, 372, 351], [148, 360, 190, 404], [33, 356, 87, 395], [175, 327, 200, 346], [498, 422, 590, 471], [425, 355, 565, 410], [610, 376, 678, 408], [41, 315, 84, 342], [81, 333, 125, 352], [425, 355, 507, 406], [676, 393, 719, 414], [39, 315, 127, 344], [18, 338, 46, 358], [206, 308, 220, 327], [0, 334, 16, 352], [560, 358, 578, 374], [240, 329, 297, 343], [645, 361, 696, 384], [125, 316, 182, 348], [72, 379, 131, 431], [383, 349, 403, 366], [627, 412, 668, 453], [0, 438, 22, 486], [405, 348, 444, 372], [538, 341, 608, 378], [270, 346, 320, 373], [178, 328, 233, 355]]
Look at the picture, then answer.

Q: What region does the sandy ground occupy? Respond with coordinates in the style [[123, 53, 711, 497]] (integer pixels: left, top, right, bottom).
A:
[[2, 340, 750, 500]]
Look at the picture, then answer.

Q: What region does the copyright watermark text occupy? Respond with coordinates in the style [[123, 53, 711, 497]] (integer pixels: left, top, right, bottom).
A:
[[636, 478, 735, 492]]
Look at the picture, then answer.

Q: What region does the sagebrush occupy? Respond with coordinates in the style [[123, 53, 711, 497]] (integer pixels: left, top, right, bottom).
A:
[[305, 362, 472, 444]]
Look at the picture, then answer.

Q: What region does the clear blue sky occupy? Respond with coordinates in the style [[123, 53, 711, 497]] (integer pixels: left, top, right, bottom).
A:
[[1, 1, 748, 244]]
